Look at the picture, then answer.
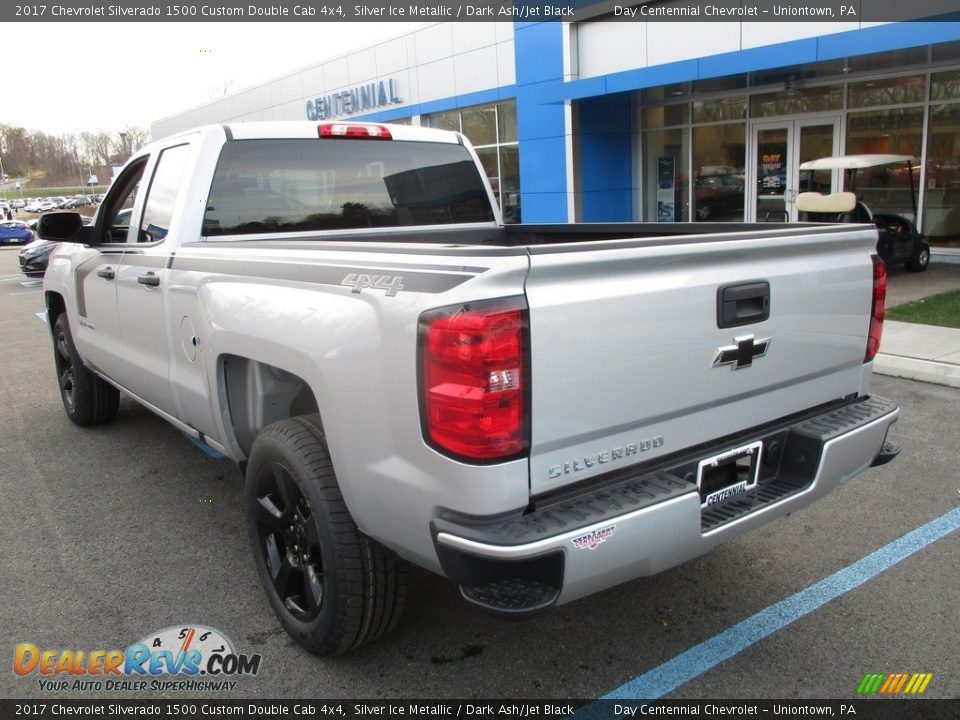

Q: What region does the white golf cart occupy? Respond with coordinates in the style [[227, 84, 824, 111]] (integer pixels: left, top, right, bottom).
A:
[[797, 154, 930, 272]]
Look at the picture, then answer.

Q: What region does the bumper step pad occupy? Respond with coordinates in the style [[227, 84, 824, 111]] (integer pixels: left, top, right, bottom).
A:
[[461, 578, 560, 615]]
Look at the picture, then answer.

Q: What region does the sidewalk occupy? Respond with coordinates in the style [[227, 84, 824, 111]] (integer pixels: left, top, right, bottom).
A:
[[874, 321, 960, 389]]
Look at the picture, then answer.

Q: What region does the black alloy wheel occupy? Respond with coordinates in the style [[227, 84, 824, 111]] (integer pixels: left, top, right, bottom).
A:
[[253, 461, 325, 621], [54, 323, 77, 414], [50, 313, 119, 426]]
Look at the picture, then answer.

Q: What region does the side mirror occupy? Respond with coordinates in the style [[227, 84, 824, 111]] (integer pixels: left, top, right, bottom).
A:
[[37, 212, 90, 243]]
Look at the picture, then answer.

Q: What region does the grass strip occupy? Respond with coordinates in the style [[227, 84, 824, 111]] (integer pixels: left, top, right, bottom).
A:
[[887, 288, 960, 329]]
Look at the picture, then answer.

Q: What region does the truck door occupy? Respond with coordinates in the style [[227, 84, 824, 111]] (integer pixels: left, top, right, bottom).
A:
[[71, 159, 147, 381], [114, 143, 193, 417]]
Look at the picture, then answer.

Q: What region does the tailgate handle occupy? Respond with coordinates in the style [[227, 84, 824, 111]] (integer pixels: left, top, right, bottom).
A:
[[718, 281, 770, 328]]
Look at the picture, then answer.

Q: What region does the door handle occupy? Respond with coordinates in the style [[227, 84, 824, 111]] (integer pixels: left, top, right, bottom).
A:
[[97, 267, 115, 280], [138, 272, 160, 287], [717, 281, 771, 328]]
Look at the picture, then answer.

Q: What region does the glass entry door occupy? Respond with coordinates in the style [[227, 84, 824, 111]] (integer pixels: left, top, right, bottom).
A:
[[749, 117, 841, 222]]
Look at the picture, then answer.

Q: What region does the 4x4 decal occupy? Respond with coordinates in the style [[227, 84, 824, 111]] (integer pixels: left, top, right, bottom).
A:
[[341, 273, 405, 296]]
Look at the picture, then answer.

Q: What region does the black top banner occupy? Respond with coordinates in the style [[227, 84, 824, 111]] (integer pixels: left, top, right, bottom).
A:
[[3, 699, 960, 719], [5, 0, 960, 23]]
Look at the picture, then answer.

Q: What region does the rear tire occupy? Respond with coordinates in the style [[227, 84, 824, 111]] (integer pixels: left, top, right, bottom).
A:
[[245, 415, 407, 656], [905, 242, 930, 273], [51, 313, 120, 426]]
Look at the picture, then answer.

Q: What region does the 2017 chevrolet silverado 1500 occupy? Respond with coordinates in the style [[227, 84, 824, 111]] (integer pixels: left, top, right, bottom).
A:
[[39, 121, 900, 656]]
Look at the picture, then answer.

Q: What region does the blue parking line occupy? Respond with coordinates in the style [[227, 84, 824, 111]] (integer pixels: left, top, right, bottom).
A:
[[603, 506, 960, 700]]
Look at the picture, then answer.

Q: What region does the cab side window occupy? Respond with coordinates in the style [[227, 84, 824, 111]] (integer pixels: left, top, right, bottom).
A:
[[99, 160, 146, 244], [139, 144, 190, 243]]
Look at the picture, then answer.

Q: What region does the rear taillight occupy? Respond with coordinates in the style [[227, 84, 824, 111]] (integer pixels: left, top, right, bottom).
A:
[[318, 123, 392, 139], [865, 255, 887, 363], [419, 298, 529, 462]]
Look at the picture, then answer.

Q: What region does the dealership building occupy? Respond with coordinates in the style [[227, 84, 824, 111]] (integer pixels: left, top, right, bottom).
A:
[[152, 16, 960, 256]]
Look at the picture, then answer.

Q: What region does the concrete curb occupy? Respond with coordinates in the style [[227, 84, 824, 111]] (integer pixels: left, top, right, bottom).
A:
[[873, 353, 960, 389]]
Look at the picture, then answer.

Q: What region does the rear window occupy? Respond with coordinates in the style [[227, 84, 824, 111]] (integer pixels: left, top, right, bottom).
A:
[[203, 138, 495, 236]]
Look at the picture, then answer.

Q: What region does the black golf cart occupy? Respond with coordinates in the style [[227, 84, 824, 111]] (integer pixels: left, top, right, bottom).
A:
[[797, 154, 930, 272]]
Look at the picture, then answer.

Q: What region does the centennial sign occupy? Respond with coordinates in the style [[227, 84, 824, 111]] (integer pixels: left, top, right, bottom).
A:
[[306, 79, 402, 121]]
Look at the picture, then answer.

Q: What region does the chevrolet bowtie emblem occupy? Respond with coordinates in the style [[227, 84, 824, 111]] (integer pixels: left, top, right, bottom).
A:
[[713, 335, 771, 370]]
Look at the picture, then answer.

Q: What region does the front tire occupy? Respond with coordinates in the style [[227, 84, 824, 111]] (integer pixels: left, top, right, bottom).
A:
[[245, 415, 407, 656], [51, 313, 120, 426]]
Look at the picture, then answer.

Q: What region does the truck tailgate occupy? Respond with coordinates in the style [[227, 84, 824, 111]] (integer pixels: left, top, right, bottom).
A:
[[524, 226, 877, 495]]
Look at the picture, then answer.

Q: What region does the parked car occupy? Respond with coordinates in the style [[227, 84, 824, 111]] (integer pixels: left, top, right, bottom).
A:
[[0, 220, 34, 245], [694, 174, 744, 220], [18, 239, 55, 276], [38, 200, 59, 212], [63, 195, 90, 209], [11, 199, 26, 210]]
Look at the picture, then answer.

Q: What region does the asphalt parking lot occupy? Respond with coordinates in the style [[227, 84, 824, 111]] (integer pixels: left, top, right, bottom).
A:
[[0, 246, 958, 702]]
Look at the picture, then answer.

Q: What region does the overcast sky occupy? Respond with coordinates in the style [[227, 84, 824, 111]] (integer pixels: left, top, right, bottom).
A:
[[12, 22, 427, 137]]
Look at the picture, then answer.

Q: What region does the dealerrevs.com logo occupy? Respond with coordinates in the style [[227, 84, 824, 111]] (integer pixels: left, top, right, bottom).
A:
[[14, 625, 262, 693]]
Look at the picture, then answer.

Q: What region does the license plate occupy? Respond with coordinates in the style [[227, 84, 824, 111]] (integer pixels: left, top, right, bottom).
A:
[[697, 441, 762, 508]]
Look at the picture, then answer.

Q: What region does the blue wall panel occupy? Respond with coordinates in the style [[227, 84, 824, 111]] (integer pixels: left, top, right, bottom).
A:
[[514, 22, 569, 222], [578, 94, 633, 221], [817, 22, 960, 60]]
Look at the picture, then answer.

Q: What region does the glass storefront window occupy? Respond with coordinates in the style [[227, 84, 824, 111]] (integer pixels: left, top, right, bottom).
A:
[[845, 108, 923, 222], [637, 44, 960, 239], [692, 124, 745, 222], [642, 83, 691, 104], [846, 108, 924, 156], [749, 60, 849, 87], [693, 75, 747, 95], [475, 146, 498, 181], [422, 102, 520, 223], [931, 70, 960, 101], [848, 75, 927, 108], [499, 145, 521, 223], [462, 107, 497, 146], [643, 128, 688, 223], [423, 110, 460, 132], [749, 85, 842, 118], [642, 103, 689, 129], [933, 40, 960, 64], [497, 103, 517, 143], [924, 103, 960, 244], [692, 97, 746, 123], [846, 48, 928, 75]]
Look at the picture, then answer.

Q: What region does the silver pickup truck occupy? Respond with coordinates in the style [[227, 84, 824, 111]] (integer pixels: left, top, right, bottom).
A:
[[39, 121, 900, 656]]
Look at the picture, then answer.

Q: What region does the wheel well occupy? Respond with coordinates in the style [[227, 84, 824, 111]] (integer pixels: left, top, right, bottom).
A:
[[45, 292, 66, 329], [220, 355, 321, 457]]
